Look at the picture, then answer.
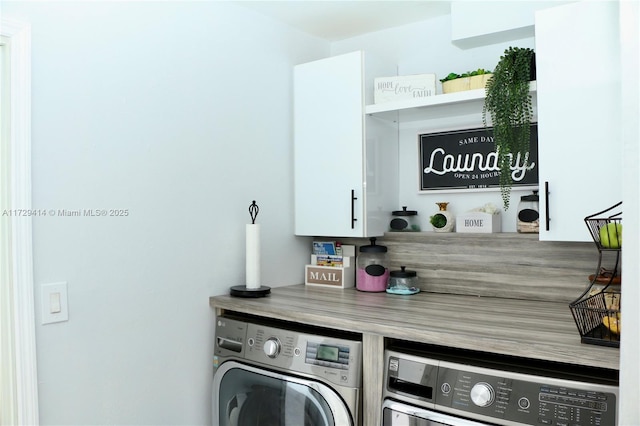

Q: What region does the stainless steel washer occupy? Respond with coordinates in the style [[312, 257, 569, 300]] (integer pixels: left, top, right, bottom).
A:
[[382, 342, 618, 426], [212, 314, 362, 426]]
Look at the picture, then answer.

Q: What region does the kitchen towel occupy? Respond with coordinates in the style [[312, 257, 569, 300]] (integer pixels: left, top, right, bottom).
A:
[[246, 224, 260, 289]]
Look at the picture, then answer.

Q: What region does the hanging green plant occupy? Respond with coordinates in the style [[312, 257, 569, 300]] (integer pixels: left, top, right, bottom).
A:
[[482, 46, 535, 210]]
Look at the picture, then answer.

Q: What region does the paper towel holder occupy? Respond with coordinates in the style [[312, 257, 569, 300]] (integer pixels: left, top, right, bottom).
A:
[[230, 201, 271, 298]]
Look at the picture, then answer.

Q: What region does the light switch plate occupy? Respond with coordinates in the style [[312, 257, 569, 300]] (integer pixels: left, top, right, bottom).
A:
[[41, 282, 68, 324]]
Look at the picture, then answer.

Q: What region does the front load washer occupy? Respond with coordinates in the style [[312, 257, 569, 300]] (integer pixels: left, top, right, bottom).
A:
[[212, 313, 362, 426]]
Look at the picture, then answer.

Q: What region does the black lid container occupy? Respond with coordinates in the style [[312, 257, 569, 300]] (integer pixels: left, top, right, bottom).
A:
[[386, 266, 420, 295], [356, 238, 389, 292], [389, 207, 420, 232], [517, 190, 540, 233]]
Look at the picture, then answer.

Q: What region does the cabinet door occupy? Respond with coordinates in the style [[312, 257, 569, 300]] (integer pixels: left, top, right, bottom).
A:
[[294, 51, 365, 237], [535, 1, 622, 241]]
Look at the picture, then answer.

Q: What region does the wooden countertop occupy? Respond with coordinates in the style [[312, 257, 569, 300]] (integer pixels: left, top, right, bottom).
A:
[[210, 284, 619, 370]]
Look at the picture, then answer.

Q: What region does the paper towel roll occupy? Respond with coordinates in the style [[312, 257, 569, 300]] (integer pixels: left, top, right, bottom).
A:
[[246, 224, 260, 289]]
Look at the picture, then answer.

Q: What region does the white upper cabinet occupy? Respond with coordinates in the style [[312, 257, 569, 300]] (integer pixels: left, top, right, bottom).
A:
[[293, 51, 398, 237], [535, 1, 622, 242]]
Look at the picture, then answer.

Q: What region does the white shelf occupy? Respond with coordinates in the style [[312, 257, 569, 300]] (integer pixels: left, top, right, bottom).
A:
[[365, 81, 537, 121]]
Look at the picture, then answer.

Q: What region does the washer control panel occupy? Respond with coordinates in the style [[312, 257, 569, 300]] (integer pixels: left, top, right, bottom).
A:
[[214, 316, 362, 389], [437, 363, 616, 426], [384, 350, 618, 426]]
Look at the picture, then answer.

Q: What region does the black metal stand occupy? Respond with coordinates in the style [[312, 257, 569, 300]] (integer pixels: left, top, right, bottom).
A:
[[568, 202, 622, 347], [575, 201, 623, 300], [229, 285, 271, 298]]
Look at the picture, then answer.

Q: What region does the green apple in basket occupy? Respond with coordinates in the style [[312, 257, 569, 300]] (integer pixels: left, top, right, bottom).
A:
[[599, 223, 622, 249]]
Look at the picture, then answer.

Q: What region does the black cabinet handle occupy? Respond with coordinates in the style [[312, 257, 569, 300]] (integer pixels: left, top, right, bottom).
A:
[[351, 190, 358, 229], [545, 181, 550, 231]]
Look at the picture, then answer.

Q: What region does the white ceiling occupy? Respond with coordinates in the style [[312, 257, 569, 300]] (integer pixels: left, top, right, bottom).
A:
[[237, 1, 452, 41]]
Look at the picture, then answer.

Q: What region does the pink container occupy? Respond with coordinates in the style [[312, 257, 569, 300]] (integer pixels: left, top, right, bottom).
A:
[[356, 267, 390, 292], [356, 238, 389, 292]]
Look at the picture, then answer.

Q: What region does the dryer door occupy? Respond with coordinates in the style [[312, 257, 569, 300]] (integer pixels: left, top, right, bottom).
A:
[[213, 361, 353, 426]]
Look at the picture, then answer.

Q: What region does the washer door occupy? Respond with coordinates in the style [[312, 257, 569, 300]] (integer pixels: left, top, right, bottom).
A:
[[213, 361, 353, 426]]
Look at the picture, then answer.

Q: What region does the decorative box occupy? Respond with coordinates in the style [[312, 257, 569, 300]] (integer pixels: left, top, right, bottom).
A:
[[456, 212, 501, 233], [305, 245, 355, 289], [374, 74, 436, 104]]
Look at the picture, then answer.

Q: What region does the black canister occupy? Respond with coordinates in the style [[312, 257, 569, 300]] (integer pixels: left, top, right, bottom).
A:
[[389, 206, 420, 232], [517, 190, 540, 233]]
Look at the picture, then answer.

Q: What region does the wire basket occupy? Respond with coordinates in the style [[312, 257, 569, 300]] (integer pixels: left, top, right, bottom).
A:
[[569, 291, 621, 347], [584, 201, 622, 251]]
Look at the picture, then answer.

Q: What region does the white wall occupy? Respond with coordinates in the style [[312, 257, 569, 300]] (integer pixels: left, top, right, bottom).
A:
[[3, 2, 327, 424], [333, 15, 536, 232]]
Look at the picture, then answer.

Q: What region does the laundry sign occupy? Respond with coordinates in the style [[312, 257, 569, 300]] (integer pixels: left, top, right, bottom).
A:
[[419, 124, 538, 191]]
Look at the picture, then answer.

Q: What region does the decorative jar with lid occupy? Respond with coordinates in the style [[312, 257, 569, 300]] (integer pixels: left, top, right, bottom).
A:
[[356, 238, 389, 292], [387, 266, 420, 295], [389, 206, 420, 232], [517, 191, 540, 233]]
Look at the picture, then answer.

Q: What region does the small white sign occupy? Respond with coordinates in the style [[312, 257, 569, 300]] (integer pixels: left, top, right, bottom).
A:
[[374, 74, 436, 104], [456, 212, 501, 233]]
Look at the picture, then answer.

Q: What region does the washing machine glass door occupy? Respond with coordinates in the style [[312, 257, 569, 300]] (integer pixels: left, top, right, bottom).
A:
[[213, 361, 353, 426]]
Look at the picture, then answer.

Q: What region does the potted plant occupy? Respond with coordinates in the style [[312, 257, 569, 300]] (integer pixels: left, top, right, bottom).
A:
[[440, 68, 493, 94], [430, 213, 447, 229], [482, 46, 536, 210], [430, 202, 455, 232]]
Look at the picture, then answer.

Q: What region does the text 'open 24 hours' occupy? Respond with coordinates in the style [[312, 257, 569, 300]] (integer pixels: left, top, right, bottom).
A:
[[419, 124, 538, 191]]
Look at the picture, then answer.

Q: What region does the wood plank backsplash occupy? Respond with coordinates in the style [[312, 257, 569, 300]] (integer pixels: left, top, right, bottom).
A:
[[333, 233, 615, 303]]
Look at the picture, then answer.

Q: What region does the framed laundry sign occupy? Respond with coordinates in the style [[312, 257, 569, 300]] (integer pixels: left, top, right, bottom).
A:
[[419, 124, 538, 192]]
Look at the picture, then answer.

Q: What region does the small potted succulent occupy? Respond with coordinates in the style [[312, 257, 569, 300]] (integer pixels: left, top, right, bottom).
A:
[[430, 202, 455, 233]]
